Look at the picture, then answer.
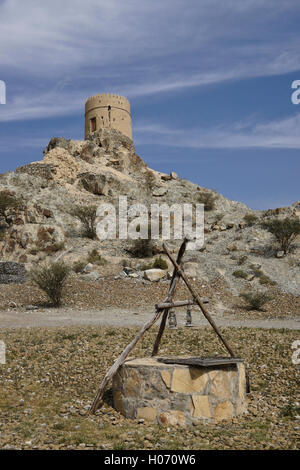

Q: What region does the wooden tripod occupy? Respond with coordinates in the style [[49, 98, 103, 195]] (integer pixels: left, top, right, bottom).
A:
[[89, 238, 238, 414]]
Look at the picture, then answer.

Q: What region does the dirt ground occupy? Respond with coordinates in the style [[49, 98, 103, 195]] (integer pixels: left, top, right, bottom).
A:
[[0, 326, 299, 450]]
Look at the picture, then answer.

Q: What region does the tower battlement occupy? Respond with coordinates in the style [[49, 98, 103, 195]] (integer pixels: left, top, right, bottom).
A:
[[85, 93, 132, 139]]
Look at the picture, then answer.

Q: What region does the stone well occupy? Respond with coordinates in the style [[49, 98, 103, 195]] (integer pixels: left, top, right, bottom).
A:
[[113, 357, 247, 426]]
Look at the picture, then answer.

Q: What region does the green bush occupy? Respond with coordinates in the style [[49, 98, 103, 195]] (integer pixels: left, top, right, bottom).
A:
[[140, 262, 154, 271], [0, 192, 21, 227], [87, 249, 107, 266], [243, 213, 258, 226], [197, 191, 217, 211], [31, 261, 70, 307], [250, 266, 276, 285], [131, 239, 154, 258], [73, 260, 86, 273], [240, 291, 272, 311], [153, 256, 168, 270], [237, 255, 248, 266], [233, 270, 248, 279], [71, 205, 98, 239], [260, 217, 300, 254]]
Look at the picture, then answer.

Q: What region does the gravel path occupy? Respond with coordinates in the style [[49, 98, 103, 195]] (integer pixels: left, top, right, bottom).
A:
[[0, 307, 299, 330]]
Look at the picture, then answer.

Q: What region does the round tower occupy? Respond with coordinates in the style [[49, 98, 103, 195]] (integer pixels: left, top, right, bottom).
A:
[[85, 93, 132, 140]]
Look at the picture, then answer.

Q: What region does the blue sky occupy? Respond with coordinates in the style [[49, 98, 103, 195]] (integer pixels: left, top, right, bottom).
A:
[[0, 0, 299, 209]]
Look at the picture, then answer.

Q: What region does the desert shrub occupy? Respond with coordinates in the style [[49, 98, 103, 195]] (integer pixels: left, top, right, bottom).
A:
[[31, 261, 70, 307], [250, 266, 276, 285], [237, 255, 248, 265], [233, 270, 248, 279], [42, 241, 65, 253], [258, 275, 277, 286], [240, 291, 272, 311], [260, 217, 300, 254], [73, 260, 86, 273], [131, 239, 154, 258], [0, 192, 21, 228], [243, 213, 258, 226], [153, 256, 168, 270], [197, 191, 217, 211], [279, 400, 300, 419], [0, 192, 21, 217], [144, 170, 156, 189], [87, 249, 107, 266], [140, 262, 154, 271], [214, 213, 224, 223], [71, 205, 98, 239]]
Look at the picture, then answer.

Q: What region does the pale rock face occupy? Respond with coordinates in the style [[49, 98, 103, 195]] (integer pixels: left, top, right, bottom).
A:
[[144, 269, 166, 282], [0, 126, 298, 296]]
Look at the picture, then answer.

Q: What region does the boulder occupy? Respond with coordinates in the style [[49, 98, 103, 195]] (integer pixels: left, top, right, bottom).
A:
[[144, 269, 166, 282], [79, 172, 109, 196], [0, 262, 26, 284], [152, 187, 168, 197], [80, 271, 100, 281]]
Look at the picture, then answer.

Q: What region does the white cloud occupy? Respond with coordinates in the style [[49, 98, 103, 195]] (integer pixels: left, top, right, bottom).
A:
[[135, 113, 300, 149], [1, 0, 300, 122]]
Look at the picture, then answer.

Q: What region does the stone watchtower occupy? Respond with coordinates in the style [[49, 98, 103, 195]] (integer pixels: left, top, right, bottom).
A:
[[85, 93, 132, 140]]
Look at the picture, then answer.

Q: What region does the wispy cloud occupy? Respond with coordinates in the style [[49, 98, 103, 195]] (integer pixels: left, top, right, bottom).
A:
[[1, 1, 300, 121], [135, 113, 300, 149]]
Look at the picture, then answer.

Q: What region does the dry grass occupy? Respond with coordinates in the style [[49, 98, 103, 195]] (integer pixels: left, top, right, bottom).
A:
[[0, 326, 299, 450]]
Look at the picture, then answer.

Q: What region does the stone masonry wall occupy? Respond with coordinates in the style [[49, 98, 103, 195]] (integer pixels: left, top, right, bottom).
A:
[[0, 262, 26, 284], [85, 93, 132, 140], [113, 357, 247, 426]]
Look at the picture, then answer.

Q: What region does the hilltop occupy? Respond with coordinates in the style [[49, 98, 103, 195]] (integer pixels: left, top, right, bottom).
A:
[[0, 128, 299, 317]]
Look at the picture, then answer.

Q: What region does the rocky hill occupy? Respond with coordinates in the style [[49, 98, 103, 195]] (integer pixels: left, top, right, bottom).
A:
[[0, 128, 299, 305]]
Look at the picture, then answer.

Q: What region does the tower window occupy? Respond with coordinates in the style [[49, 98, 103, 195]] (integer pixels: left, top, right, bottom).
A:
[[90, 117, 96, 132]]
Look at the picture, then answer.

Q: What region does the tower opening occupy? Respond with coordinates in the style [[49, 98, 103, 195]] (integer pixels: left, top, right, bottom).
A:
[[90, 117, 97, 132]]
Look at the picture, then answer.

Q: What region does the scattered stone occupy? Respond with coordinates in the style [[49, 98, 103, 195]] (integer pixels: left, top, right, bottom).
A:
[[152, 187, 168, 197], [83, 263, 94, 273], [0, 262, 26, 284], [276, 251, 285, 258], [144, 269, 166, 282], [80, 271, 100, 281]]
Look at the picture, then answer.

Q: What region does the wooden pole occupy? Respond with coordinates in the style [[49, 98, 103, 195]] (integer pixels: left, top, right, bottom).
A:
[[155, 298, 208, 310], [151, 238, 187, 356], [162, 242, 236, 357], [89, 307, 163, 414], [89, 239, 188, 414]]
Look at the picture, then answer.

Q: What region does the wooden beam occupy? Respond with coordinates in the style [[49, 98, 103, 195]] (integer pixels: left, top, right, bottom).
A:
[[162, 242, 236, 358], [151, 238, 187, 356], [155, 298, 208, 310]]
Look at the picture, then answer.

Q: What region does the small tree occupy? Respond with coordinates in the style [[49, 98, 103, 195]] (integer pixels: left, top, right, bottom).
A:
[[261, 217, 300, 254], [31, 261, 70, 307], [243, 213, 258, 226], [197, 191, 217, 211], [71, 205, 98, 239], [0, 192, 21, 225], [240, 291, 271, 311], [153, 256, 168, 270], [131, 239, 154, 258]]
